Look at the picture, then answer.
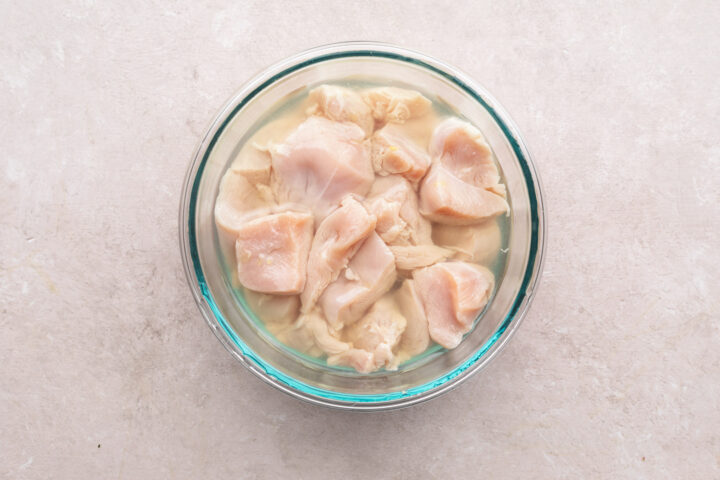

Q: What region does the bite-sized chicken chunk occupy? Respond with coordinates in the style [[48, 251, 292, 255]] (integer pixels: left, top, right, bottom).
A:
[[328, 296, 407, 373], [362, 87, 431, 124], [371, 123, 431, 185], [270, 117, 374, 219], [414, 262, 495, 349], [419, 164, 509, 225], [364, 176, 432, 245], [326, 348, 376, 374], [389, 245, 453, 271], [230, 144, 272, 186], [234, 211, 313, 294], [214, 168, 275, 236], [395, 279, 430, 358], [365, 195, 403, 243], [301, 196, 377, 312], [276, 310, 350, 357], [308, 85, 374, 136], [429, 117, 501, 189], [320, 232, 397, 330], [432, 219, 502, 265]]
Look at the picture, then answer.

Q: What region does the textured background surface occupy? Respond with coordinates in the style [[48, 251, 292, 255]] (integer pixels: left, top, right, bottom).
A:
[[2, 1, 719, 478]]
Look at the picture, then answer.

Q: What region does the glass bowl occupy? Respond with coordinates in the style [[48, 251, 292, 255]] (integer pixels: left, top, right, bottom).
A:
[[179, 42, 545, 411]]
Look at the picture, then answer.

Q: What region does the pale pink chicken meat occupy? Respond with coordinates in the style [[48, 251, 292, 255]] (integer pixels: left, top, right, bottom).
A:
[[371, 123, 431, 185], [270, 117, 374, 219], [214, 168, 275, 236], [432, 219, 502, 265], [301, 196, 377, 312], [234, 211, 313, 294], [276, 309, 350, 357], [214, 82, 510, 372], [364, 175, 432, 246], [414, 262, 495, 349], [395, 279, 430, 358], [319, 232, 397, 330], [230, 143, 273, 186], [308, 85, 374, 136], [429, 117, 501, 188], [362, 87, 431, 124], [419, 164, 509, 225], [389, 244, 453, 271], [328, 296, 407, 373], [326, 348, 376, 374]]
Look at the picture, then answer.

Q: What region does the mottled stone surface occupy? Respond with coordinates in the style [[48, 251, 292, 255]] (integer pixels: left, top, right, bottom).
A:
[[1, 1, 719, 478]]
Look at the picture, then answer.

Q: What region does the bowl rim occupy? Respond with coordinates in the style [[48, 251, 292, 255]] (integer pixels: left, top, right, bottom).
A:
[[179, 41, 546, 411]]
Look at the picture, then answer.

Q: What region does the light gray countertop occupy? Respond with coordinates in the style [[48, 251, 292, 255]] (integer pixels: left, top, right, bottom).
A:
[[2, 1, 719, 478]]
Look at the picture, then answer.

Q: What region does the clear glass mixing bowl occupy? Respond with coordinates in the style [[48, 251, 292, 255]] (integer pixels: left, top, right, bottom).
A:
[[179, 42, 545, 410]]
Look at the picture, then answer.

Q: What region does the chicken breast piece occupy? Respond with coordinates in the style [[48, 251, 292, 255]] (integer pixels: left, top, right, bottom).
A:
[[270, 117, 374, 219], [319, 232, 397, 330], [234, 211, 314, 294], [413, 262, 495, 349], [214, 168, 275, 236], [308, 85, 374, 136], [362, 87, 431, 124], [328, 296, 407, 373], [432, 219, 502, 265], [276, 310, 350, 357], [371, 123, 431, 185], [389, 245, 453, 271], [419, 164, 509, 225], [301, 196, 377, 312], [429, 117, 501, 189], [326, 348, 376, 374], [230, 144, 272, 186], [395, 279, 430, 358], [364, 175, 432, 246]]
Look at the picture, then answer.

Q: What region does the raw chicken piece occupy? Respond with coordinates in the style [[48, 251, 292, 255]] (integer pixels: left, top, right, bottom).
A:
[[389, 245, 453, 271], [395, 279, 430, 358], [432, 219, 502, 265], [371, 123, 431, 185], [230, 144, 272, 186], [234, 211, 313, 294], [270, 117, 374, 219], [319, 232, 397, 330], [364, 176, 432, 246], [214, 168, 275, 235], [385, 113, 441, 151], [366, 195, 404, 244], [326, 348, 376, 374], [276, 310, 350, 357], [418, 164, 508, 225], [328, 296, 407, 372], [429, 117, 501, 189], [414, 262, 495, 349], [308, 85, 374, 136], [243, 289, 300, 333], [301, 196, 377, 312], [362, 87, 431, 124]]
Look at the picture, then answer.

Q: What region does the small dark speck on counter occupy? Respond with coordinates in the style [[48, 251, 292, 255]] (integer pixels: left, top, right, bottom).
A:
[[641, 457, 645, 462], [97, 444, 101, 449]]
